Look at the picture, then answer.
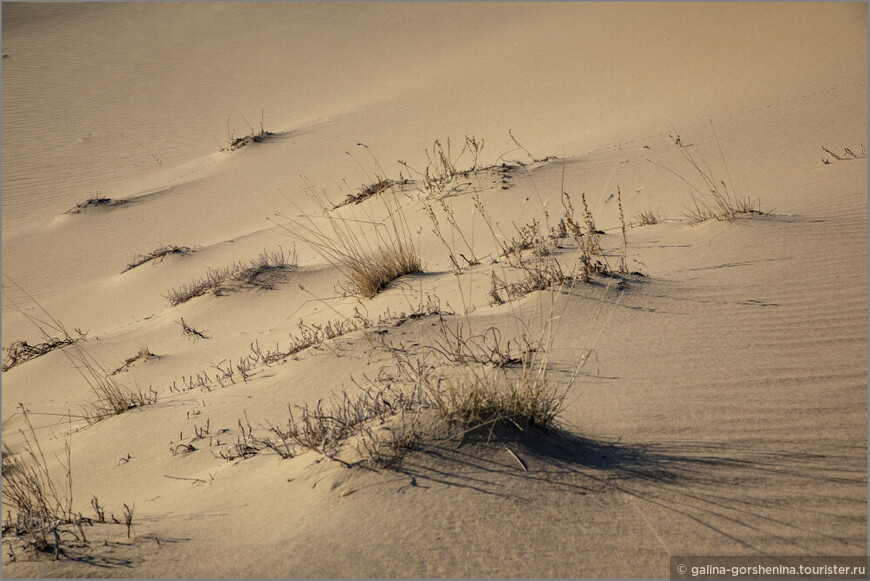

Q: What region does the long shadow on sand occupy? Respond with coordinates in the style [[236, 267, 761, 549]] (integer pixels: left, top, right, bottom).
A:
[[393, 423, 867, 555]]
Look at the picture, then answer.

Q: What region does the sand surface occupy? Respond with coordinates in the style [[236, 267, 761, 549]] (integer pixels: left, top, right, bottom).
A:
[[1, 2, 866, 578]]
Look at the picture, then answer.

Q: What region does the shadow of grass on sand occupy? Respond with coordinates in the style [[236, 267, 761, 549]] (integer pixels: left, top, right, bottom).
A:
[[388, 422, 866, 554]]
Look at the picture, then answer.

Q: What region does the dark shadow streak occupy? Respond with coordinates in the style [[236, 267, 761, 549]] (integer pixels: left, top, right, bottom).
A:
[[391, 424, 866, 554]]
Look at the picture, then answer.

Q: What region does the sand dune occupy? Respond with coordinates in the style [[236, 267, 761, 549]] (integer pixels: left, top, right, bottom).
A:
[[2, 2, 866, 578]]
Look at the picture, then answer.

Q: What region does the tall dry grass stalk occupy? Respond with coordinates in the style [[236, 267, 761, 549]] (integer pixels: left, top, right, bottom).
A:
[[2, 407, 73, 535], [648, 122, 760, 225]]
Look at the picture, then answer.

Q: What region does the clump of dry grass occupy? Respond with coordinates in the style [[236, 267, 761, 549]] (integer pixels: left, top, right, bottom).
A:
[[399, 138, 460, 197], [222, 111, 273, 151], [259, 384, 424, 463], [336, 178, 396, 208], [1, 406, 73, 555], [2, 330, 86, 373], [231, 295, 614, 470], [80, 371, 159, 424], [2, 279, 159, 425], [121, 244, 192, 273], [649, 123, 761, 225], [489, 257, 577, 304], [388, 311, 569, 432], [177, 318, 209, 341], [109, 345, 158, 376], [424, 314, 538, 368], [2, 406, 137, 559], [398, 135, 486, 198], [579, 193, 602, 254], [165, 247, 297, 306], [250, 289, 595, 470], [350, 246, 420, 299], [633, 209, 662, 226], [217, 415, 264, 461], [684, 190, 760, 226], [167, 298, 445, 394], [224, 130, 272, 151], [65, 193, 126, 215], [273, 189, 420, 299], [67, 337, 160, 423], [428, 368, 563, 430], [479, 186, 614, 303]]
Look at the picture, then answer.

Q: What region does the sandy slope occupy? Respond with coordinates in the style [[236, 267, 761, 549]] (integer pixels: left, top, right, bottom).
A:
[[1, 2, 866, 578]]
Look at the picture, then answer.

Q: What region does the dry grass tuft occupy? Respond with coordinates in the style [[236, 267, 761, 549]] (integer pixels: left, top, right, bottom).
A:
[[580, 193, 602, 254], [387, 314, 569, 433], [249, 289, 596, 470], [398, 135, 486, 198], [217, 415, 263, 461], [122, 244, 192, 273], [1, 406, 73, 554], [109, 345, 159, 376], [167, 298, 444, 394], [80, 372, 159, 424], [427, 369, 563, 430], [489, 257, 578, 303], [260, 384, 423, 463], [476, 188, 610, 302], [351, 247, 420, 299], [2, 331, 86, 373], [2, 278, 159, 424], [65, 193, 126, 214], [273, 190, 420, 299], [2, 407, 136, 558], [633, 209, 662, 226], [425, 314, 539, 368], [224, 130, 272, 151], [336, 178, 396, 208], [222, 111, 273, 151], [649, 123, 761, 225], [165, 247, 297, 306], [177, 318, 209, 341]]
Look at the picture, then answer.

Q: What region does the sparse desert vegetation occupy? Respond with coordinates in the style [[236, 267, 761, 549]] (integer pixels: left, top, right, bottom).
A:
[[1, 407, 74, 557], [2, 3, 865, 576], [821, 144, 866, 164], [232, 290, 589, 470], [177, 317, 209, 341], [2, 406, 136, 560], [165, 247, 296, 306], [78, 351, 160, 425], [336, 178, 397, 208], [122, 244, 192, 273], [64, 193, 126, 215], [222, 111, 273, 151], [649, 128, 762, 225], [2, 331, 85, 373], [633, 208, 662, 226], [109, 345, 158, 376], [273, 191, 420, 299]]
